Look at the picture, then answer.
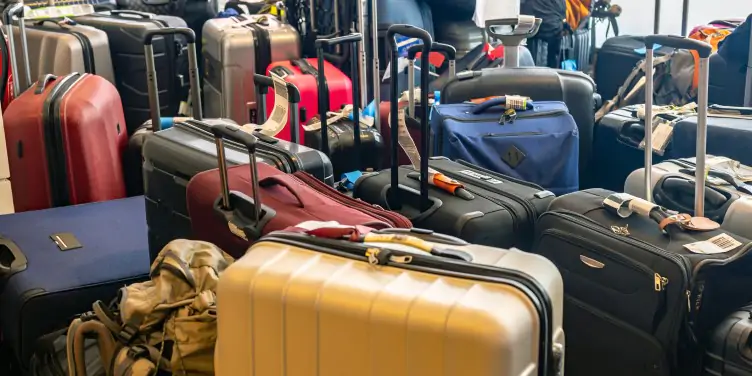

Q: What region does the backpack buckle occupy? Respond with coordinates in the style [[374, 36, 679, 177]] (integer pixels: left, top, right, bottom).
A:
[[78, 311, 97, 322], [127, 345, 149, 360], [117, 324, 139, 344]]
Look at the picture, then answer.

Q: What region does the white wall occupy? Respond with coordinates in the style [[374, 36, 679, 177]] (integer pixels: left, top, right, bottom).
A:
[[593, 0, 752, 46]]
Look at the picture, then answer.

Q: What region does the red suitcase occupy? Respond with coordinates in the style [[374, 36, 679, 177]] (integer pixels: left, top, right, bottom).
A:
[[265, 58, 352, 143], [185, 122, 410, 257]]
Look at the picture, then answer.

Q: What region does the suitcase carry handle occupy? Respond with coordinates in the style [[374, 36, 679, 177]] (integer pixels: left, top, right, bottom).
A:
[[252, 73, 303, 143], [314, 33, 363, 168], [643, 36, 712, 217], [387, 25, 433, 212], [472, 97, 535, 114], [110, 10, 155, 19], [406, 43, 457, 117], [3, 2, 32, 96], [485, 16, 541, 68], [143, 27, 202, 131], [652, 176, 734, 222], [0, 236, 27, 279]]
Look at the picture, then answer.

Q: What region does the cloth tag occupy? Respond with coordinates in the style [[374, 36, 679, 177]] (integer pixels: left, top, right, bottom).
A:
[[684, 233, 742, 254]]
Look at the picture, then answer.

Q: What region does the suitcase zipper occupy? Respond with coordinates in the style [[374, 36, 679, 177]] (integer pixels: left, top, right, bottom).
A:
[[247, 23, 272, 75], [292, 171, 412, 228], [439, 109, 568, 124], [260, 233, 556, 376], [483, 131, 544, 137]]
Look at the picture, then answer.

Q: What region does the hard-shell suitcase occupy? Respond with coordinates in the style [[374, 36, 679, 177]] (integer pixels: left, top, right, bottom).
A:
[[0, 196, 150, 369], [73, 10, 189, 134], [10, 19, 115, 87], [704, 302, 752, 375], [532, 35, 752, 376], [354, 25, 555, 251], [2, 4, 127, 212], [202, 14, 300, 125], [266, 58, 352, 143], [185, 121, 411, 258], [139, 28, 331, 260], [215, 225, 565, 376]]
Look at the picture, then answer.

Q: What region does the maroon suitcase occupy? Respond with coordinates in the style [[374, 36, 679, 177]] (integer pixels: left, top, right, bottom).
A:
[[185, 123, 411, 257]]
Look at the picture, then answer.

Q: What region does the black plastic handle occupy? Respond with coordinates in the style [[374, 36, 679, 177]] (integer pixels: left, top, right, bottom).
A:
[[644, 35, 712, 58], [143, 27, 195, 45], [211, 123, 258, 154], [34, 74, 58, 94], [110, 10, 154, 18], [485, 18, 527, 27], [253, 73, 301, 103], [314, 33, 363, 48], [407, 42, 457, 61], [3, 2, 23, 25], [471, 96, 534, 114], [0, 237, 27, 278], [386, 24, 432, 51], [34, 19, 70, 28], [432, 247, 474, 262]]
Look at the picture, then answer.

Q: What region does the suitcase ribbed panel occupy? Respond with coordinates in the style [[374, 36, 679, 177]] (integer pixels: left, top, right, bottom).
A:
[[216, 240, 564, 376]]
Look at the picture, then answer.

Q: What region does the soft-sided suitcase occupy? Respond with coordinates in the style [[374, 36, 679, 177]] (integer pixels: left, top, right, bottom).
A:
[[303, 34, 383, 178], [431, 98, 579, 195], [185, 122, 411, 258], [215, 224, 565, 376], [354, 25, 555, 251], [704, 302, 752, 375], [202, 14, 301, 125], [266, 58, 352, 143], [139, 28, 332, 260], [73, 10, 189, 134], [532, 35, 752, 376], [10, 18, 115, 87], [2, 8, 127, 212], [0, 196, 150, 369]]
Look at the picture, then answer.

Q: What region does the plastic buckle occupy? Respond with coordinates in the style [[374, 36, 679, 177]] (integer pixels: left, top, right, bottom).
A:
[[117, 324, 139, 344], [78, 311, 97, 322], [340, 171, 363, 191], [127, 345, 149, 360]]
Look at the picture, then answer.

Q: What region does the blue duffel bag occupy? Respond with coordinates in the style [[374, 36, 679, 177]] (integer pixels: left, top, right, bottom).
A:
[[430, 97, 580, 195]]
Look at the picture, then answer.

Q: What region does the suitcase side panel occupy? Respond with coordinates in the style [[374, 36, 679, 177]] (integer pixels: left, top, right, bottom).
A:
[[69, 24, 116, 84], [217, 243, 554, 376], [12, 26, 84, 83]]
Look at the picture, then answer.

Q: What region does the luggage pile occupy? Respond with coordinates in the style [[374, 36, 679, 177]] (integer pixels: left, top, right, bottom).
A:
[[0, 0, 752, 375]]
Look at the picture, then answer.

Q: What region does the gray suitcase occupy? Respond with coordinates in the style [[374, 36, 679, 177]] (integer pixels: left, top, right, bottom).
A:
[[11, 19, 115, 87], [202, 14, 300, 124]]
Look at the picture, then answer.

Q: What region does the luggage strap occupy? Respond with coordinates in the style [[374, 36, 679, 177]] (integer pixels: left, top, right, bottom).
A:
[[291, 59, 319, 79]]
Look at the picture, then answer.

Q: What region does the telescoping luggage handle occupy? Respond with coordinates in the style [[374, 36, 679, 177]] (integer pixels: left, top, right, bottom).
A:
[[251, 73, 303, 143], [314, 33, 363, 166], [3, 2, 33, 96], [485, 16, 542, 68], [387, 25, 432, 212], [143, 27, 202, 131], [643, 35, 712, 217], [405, 42, 457, 118]]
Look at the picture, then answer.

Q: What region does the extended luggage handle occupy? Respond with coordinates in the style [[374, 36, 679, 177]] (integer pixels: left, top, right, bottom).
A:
[[387, 25, 433, 212], [3, 2, 32, 97], [314, 33, 363, 167], [251, 73, 303, 144], [485, 16, 542, 68], [643, 35, 712, 217], [143, 27, 202, 131], [405, 42, 457, 118], [211, 122, 276, 241]]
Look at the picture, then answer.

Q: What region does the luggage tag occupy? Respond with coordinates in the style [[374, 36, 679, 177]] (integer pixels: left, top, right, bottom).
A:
[[639, 116, 675, 156], [254, 72, 289, 138], [684, 233, 742, 254]]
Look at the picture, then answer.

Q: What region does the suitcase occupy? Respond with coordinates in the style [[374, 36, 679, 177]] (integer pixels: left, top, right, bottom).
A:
[[9, 19, 115, 87], [704, 302, 752, 375], [303, 33, 383, 178], [532, 35, 752, 376], [0, 196, 150, 369], [202, 14, 301, 125], [266, 58, 352, 144], [140, 28, 332, 261], [185, 121, 411, 258], [0, 26, 12, 110], [215, 224, 565, 376], [2, 12, 127, 212], [0, 105, 11, 214], [72, 10, 189, 134], [354, 25, 555, 251]]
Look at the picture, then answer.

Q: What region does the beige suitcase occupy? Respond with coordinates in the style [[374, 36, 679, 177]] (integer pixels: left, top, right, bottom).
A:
[[216, 225, 565, 376], [0, 107, 12, 214]]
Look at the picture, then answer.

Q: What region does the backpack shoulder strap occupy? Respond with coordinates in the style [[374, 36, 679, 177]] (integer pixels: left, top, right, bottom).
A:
[[65, 317, 118, 376]]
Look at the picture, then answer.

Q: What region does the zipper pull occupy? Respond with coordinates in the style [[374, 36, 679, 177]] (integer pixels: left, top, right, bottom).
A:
[[654, 273, 669, 291], [686, 290, 692, 312], [365, 248, 393, 266]]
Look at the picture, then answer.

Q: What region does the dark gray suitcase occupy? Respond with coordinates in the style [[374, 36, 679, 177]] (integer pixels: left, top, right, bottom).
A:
[[704, 303, 752, 375], [73, 10, 188, 134]]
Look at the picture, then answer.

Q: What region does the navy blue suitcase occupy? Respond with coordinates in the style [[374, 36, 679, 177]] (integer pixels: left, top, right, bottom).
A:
[[0, 196, 150, 368], [430, 97, 580, 195]]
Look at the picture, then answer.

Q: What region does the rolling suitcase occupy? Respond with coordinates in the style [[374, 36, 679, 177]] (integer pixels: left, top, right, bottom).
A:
[[353, 25, 555, 251], [0, 196, 150, 369], [531, 35, 752, 376], [73, 10, 189, 134], [185, 121, 410, 258], [215, 224, 565, 376], [139, 28, 332, 261], [0, 105, 10, 215], [202, 14, 301, 125], [2, 4, 127, 212], [704, 302, 752, 375], [440, 17, 598, 188]]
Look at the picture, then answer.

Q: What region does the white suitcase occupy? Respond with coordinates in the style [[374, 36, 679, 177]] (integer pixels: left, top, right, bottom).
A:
[[216, 225, 565, 376]]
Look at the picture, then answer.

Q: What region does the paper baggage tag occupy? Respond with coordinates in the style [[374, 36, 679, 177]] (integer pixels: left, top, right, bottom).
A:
[[255, 72, 288, 138], [684, 233, 742, 254], [639, 116, 674, 156], [25, 4, 96, 19]]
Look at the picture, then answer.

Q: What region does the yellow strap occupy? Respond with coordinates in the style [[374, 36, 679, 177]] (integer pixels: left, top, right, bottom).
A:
[[362, 233, 433, 254]]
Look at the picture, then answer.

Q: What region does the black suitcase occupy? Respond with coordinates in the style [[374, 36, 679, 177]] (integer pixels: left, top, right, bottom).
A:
[[141, 29, 332, 261], [0, 196, 149, 370], [353, 25, 554, 251], [73, 10, 189, 134], [704, 303, 752, 375]]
